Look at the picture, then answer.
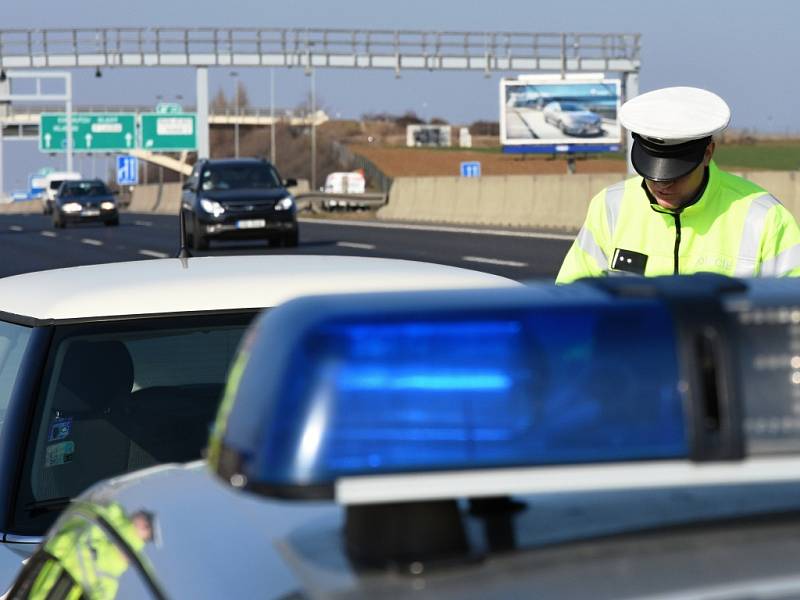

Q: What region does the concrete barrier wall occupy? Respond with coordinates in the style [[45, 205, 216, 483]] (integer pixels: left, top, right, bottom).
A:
[[5, 173, 800, 230], [379, 173, 621, 231], [152, 183, 183, 215], [379, 171, 800, 231], [127, 185, 160, 213], [0, 199, 44, 215]]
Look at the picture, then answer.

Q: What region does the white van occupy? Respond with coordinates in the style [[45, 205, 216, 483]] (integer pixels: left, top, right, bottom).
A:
[[42, 171, 82, 214], [323, 171, 366, 209]]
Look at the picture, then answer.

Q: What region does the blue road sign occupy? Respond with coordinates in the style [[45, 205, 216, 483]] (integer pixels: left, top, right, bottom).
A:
[[460, 161, 481, 177], [116, 155, 139, 185]]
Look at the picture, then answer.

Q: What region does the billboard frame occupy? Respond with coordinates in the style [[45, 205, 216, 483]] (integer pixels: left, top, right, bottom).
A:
[[500, 74, 622, 155]]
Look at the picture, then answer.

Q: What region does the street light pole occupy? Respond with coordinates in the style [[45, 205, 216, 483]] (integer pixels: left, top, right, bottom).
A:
[[270, 68, 276, 164], [310, 67, 316, 191], [230, 71, 240, 158]]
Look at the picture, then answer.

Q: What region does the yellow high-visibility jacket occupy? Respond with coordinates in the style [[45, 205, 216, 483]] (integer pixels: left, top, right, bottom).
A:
[[557, 162, 800, 284]]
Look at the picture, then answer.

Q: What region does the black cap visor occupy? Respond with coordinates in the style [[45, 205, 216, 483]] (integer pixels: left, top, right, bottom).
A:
[[631, 134, 711, 182]]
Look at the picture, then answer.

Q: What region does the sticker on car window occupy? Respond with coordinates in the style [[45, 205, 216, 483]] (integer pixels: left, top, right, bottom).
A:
[[48, 417, 73, 442], [45, 441, 75, 467]]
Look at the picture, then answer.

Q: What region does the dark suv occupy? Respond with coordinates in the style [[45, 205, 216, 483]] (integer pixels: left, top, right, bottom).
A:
[[181, 158, 299, 250]]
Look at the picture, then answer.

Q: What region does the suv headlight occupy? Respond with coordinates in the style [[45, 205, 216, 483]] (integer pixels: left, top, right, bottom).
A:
[[61, 202, 82, 213], [275, 195, 294, 211], [100, 201, 116, 210], [200, 198, 225, 217]]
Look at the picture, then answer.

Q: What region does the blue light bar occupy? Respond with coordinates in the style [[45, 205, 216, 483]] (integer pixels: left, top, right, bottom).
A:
[[209, 286, 689, 496]]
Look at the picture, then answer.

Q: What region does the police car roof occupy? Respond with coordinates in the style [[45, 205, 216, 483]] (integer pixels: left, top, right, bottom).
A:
[[0, 255, 518, 323], [78, 460, 800, 600]]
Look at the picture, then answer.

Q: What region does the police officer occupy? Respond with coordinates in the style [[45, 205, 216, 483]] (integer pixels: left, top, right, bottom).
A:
[[556, 87, 800, 283]]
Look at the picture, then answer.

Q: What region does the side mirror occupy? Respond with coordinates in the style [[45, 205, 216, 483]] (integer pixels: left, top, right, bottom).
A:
[[283, 178, 298, 188]]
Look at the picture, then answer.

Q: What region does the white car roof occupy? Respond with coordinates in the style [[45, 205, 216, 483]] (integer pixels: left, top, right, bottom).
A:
[[0, 255, 519, 322]]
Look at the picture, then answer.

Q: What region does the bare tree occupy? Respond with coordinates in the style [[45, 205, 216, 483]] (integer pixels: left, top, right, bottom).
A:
[[235, 80, 250, 111], [210, 87, 228, 113]]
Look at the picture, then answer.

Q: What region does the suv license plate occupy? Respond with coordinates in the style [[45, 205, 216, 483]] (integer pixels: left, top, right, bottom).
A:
[[236, 219, 266, 229]]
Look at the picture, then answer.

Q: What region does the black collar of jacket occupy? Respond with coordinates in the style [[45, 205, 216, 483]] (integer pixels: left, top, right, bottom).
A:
[[642, 167, 710, 215]]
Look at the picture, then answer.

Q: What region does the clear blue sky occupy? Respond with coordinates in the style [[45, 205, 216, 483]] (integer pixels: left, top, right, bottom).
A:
[[2, 0, 797, 189]]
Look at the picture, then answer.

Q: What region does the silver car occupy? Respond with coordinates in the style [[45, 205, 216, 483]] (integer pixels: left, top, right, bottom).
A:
[[0, 255, 516, 595], [543, 101, 604, 136]]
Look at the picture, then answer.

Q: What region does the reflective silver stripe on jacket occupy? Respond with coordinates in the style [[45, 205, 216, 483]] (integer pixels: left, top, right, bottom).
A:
[[734, 194, 782, 277], [604, 180, 626, 240], [576, 226, 608, 270], [760, 243, 800, 276]]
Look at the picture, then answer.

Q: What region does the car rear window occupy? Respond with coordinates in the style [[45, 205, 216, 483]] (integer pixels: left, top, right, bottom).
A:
[[13, 312, 257, 535]]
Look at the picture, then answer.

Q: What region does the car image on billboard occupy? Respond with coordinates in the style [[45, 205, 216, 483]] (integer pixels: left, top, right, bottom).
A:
[[501, 78, 622, 148]]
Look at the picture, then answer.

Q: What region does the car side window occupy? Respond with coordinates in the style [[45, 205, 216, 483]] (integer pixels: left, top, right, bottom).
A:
[[8, 507, 159, 600], [0, 321, 33, 427], [12, 314, 255, 536]]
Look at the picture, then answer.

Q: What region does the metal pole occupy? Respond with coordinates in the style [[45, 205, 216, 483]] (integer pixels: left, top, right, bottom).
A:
[[0, 119, 4, 200], [233, 73, 240, 158], [65, 72, 73, 173], [270, 68, 276, 164], [624, 70, 639, 176], [310, 67, 316, 191], [196, 67, 210, 159]]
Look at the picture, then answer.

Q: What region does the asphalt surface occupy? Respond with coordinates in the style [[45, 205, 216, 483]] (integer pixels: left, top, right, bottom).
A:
[[0, 212, 574, 282]]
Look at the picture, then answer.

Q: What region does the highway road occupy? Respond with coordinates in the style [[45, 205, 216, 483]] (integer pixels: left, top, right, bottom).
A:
[[0, 213, 573, 282]]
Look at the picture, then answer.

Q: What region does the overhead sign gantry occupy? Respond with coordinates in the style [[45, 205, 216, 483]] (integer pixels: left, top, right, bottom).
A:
[[0, 27, 640, 164]]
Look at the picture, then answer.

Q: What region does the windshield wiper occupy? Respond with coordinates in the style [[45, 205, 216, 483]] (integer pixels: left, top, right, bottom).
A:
[[24, 497, 72, 516]]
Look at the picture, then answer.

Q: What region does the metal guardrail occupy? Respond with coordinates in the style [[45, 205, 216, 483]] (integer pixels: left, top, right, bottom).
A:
[[0, 28, 641, 73], [295, 191, 387, 211], [331, 142, 393, 194]]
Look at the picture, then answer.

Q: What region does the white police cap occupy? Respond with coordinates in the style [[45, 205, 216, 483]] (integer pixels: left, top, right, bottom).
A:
[[620, 86, 731, 144], [620, 87, 730, 181]]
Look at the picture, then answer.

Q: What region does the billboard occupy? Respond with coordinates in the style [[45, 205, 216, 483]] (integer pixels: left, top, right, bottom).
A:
[[500, 76, 622, 153], [406, 125, 452, 148]]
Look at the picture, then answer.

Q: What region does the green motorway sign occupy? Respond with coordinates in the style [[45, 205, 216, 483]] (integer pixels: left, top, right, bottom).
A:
[[141, 113, 197, 151], [39, 113, 136, 152]]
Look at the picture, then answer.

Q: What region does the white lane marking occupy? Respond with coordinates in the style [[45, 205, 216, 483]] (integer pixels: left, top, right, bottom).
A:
[[300, 218, 575, 241], [336, 241, 376, 250], [81, 238, 104, 247], [41, 231, 57, 238], [138, 249, 170, 258], [134, 220, 153, 227], [462, 256, 528, 268], [9, 225, 23, 232]]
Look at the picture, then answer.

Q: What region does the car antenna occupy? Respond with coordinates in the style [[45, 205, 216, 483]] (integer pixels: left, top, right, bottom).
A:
[[176, 208, 192, 261]]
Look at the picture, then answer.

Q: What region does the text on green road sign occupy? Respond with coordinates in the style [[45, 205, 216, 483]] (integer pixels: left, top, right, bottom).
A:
[[39, 113, 136, 152], [141, 113, 198, 151]]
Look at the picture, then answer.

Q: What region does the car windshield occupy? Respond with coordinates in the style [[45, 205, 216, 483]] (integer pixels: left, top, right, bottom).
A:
[[560, 103, 586, 112], [0, 321, 33, 432], [62, 182, 109, 197], [13, 312, 257, 535], [201, 164, 281, 191]]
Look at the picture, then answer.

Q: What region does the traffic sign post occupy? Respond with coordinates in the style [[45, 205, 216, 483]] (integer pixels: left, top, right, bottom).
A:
[[460, 161, 481, 177], [116, 156, 139, 185], [140, 113, 197, 151], [39, 113, 136, 153]]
